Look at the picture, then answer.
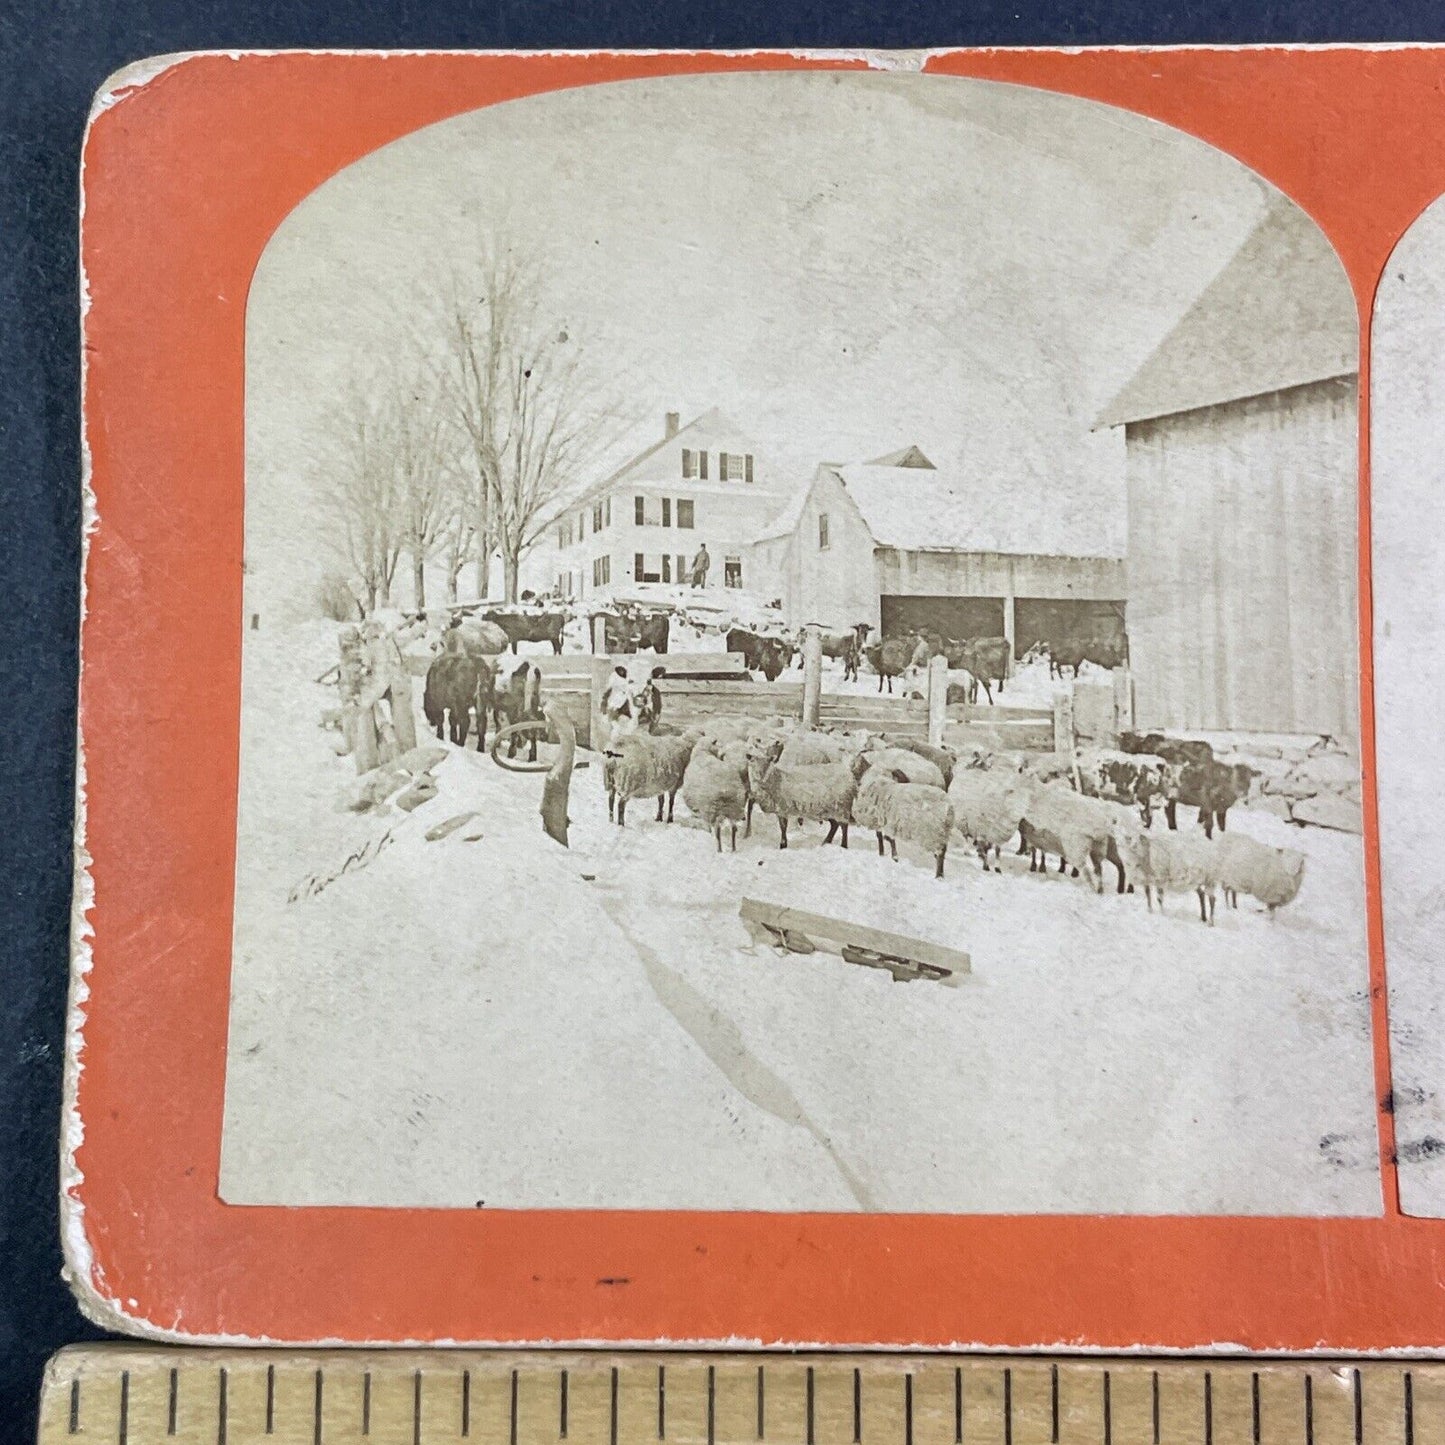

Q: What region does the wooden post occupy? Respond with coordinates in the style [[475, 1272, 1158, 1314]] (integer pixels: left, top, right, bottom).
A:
[[926, 654, 948, 747], [382, 635, 417, 755], [1113, 666, 1134, 735], [588, 655, 613, 753], [1002, 592, 1016, 677], [591, 612, 608, 655], [1053, 688, 1075, 760], [801, 626, 822, 729], [337, 624, 379, 774], [540, 705, 576, 848]]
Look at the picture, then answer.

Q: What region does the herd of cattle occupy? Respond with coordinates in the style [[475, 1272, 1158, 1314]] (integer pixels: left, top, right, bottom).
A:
[[584, 665, 1304, 924]]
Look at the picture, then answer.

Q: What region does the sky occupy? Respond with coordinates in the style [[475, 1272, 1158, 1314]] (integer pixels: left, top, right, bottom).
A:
[[245, 69, 1285, 618]]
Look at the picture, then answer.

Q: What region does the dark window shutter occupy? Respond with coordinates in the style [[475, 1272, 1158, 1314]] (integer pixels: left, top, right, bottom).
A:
[[699, 450, 708, 480], [634, 553, 644, 578], [682, 448, 692, 477], [662, 498, 671, 527], [635, 496, 645, 526], [745, 454, 754, 484]]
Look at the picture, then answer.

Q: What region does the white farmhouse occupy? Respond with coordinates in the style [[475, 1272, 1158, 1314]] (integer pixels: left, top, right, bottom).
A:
[[525, 409, 791, 602]]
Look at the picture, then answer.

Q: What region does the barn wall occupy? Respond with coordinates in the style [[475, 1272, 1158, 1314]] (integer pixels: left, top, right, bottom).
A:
[[786, 469, 879, 630], [874, 550, 1125, 600], [1125, 376, 1358, 737]]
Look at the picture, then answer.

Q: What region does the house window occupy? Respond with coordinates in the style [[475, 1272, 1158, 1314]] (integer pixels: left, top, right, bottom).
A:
[[556, 572, 574, 599], [746, 453, 754, 484], [677, 554, 687, 581], [661, 555, 672, 583], [818, 513, 830, 550], [558, 522, 571, 549], [635, 495, 646, 526], [724, 556, 743, 589], [604, 497, 611, 528], [634, 552, 645, 580], [592, 556, 611, 588], [593, 500, 605, 532], [677, 499, 695, 529], [661, 497, 672, 527], [682, 448, 697, 479]]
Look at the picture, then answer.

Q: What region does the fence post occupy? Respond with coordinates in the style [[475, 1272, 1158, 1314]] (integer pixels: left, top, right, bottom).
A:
[[1112, 666, 1134, 734], [588, 655, 613, 753], [927, 654, 948, 747], [591, 613, 608, 655], [801, 626, 822, 729], [1053, 688, 1075, 760]]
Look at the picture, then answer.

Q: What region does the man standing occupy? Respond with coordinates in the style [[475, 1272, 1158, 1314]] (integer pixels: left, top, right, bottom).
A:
[[689, 542, 710, 589]]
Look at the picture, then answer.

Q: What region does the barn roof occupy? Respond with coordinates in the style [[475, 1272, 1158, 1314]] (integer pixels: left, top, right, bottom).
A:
[[834, 461, 1122, 559], [1096, 196, 1357, 429]]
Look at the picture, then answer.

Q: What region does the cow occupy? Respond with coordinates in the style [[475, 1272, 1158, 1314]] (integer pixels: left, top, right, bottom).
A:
[[1118, 732, 1255, 836], [726, 627, 793, 681], [802, 622, 873, 681], [864, 637, 916, 694], [635, 609, 670, 654], [423, 631, 483, 747], [482, 608, 567, 655], [493, 660, 545, 761], [1049, 633, 1130, 678], [1074, 748, 1177, 826], [958, 637, 1010, 705]]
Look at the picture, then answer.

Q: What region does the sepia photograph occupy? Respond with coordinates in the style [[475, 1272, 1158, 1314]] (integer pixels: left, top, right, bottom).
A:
[[220, 70, 1374, 1214]]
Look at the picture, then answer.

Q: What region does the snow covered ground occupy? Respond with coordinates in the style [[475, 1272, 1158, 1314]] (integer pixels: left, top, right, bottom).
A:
[[220, 621, 1382, 1214]]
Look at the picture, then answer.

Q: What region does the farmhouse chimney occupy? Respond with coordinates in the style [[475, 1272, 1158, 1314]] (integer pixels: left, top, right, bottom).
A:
[[664, 411, 680, 439]]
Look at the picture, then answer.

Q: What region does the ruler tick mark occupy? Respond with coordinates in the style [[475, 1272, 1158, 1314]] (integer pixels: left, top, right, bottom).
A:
[[1051, 1365, 1059, 1445], [1204, 1371, 1213, 1445], [1405, 1370, 1415, 1445], [1151, 1371, 1160, 1445], [610, 1366, 619, 1445], [118, 1371, 129, 1445], [806, 1367, 814, 1445], [170, 1367, 180, 1437], [905, 1374, 914, 1445], [1004, 1369, 1013, 1445], [217, 1369, 228, 1445], [1102, 1371, 1111, 1445], [415, 1370, 425, 1445], [560, 1369, 568, 1439], [264, 1364, 274, 1435], [709, 1366, 717, 1445], [1305, 1374, 1315, 1445], [1354, 1368, 1364, 1445], [856, 1368, 864, 1445], [1251, 1371, 1260, 1445], [757, 1365, 765, 1440], [954, 1367, 963, 1445], [657, 1365, 665, 1440], [312, 1368, 323, 1445], [461, 1371, 470, 1439], [68, 1378, 79, 1435], [510, 1369, 519, 1445], [363, 1371, 371, 1436]]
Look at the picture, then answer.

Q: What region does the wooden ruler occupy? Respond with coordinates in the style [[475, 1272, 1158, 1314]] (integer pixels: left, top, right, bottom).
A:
[[36, 1348, 1444, 1445]]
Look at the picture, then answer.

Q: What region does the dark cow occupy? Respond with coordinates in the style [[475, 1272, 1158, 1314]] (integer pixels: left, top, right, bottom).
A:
[[635, 610, 670, 654], [727, 627, 793, 681], [597, 606, 670, 655], [959, 637, 1010, 705], [803, 622, 873, 681], [493, 660, 545, 761], [1118, 732, 1255, 836], [1049, 634, 1130, 678], [423, 631, 482, 747], [864, 637, 916, 694], [1074, 748, 1176, 826], [483, 608, 566, 655]]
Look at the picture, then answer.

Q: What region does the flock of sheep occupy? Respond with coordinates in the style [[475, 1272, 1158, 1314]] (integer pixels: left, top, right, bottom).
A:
[[597, 700, 1307, 926]]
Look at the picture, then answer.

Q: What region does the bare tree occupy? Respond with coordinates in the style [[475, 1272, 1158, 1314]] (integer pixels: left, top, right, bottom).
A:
[[433, 242, 627, 603], [316, 378, 405, 615], [391, 374, 456, 612]]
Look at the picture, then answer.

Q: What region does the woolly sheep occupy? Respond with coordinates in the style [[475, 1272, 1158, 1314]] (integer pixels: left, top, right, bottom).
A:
[[681, 747, 749, 852], [778, 733, 847, 767], [1211, 832, 1306, 913], [855, 766, 955, 877], [879, 735, 957, 787], [1110, 818, 1218, 922], [856, 746, 946, 790], [947, 769, 1034, 871], [1020, 782, 1128, 894], [607, 730, 699, 826], [745, 738, 857, 849], [694, 734, 756, 837]]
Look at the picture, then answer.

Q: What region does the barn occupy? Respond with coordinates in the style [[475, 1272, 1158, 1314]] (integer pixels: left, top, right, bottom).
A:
[[748, 448, 1126, 655], [1097, 195, 1359, 739]]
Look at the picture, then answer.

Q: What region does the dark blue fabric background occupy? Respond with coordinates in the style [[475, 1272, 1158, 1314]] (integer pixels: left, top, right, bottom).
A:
[[3, 4, 1442, 1441]]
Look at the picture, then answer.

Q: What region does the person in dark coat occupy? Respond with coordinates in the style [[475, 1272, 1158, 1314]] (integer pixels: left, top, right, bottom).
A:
[[689, 542, 710, 588]]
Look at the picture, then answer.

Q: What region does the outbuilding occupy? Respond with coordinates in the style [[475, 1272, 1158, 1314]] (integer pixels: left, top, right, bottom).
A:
[[1097, 194, 1359, 739], [748, 449, 1126, 655]]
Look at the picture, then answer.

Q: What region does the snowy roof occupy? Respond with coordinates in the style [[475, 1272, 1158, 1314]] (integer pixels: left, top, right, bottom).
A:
[[1096, 196, 1357, 428], [833, 461, 1122, 559], [749, 472, 817, 544], [866, 444, 935, 469]]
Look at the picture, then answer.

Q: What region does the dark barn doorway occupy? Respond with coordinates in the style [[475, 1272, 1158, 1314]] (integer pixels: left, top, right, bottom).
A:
[[1014, 599, 1127, 659], [879, 595, 1005, 640]]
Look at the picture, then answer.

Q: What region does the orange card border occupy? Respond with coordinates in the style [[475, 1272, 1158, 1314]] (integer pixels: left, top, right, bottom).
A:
[[71, 45, 1445, 1349]]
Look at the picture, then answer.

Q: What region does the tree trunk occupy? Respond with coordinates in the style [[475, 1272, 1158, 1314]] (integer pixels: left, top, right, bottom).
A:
[[503, 549, 520, 604], [476, 550, 491, 600], [413, 551, 427, 611]]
